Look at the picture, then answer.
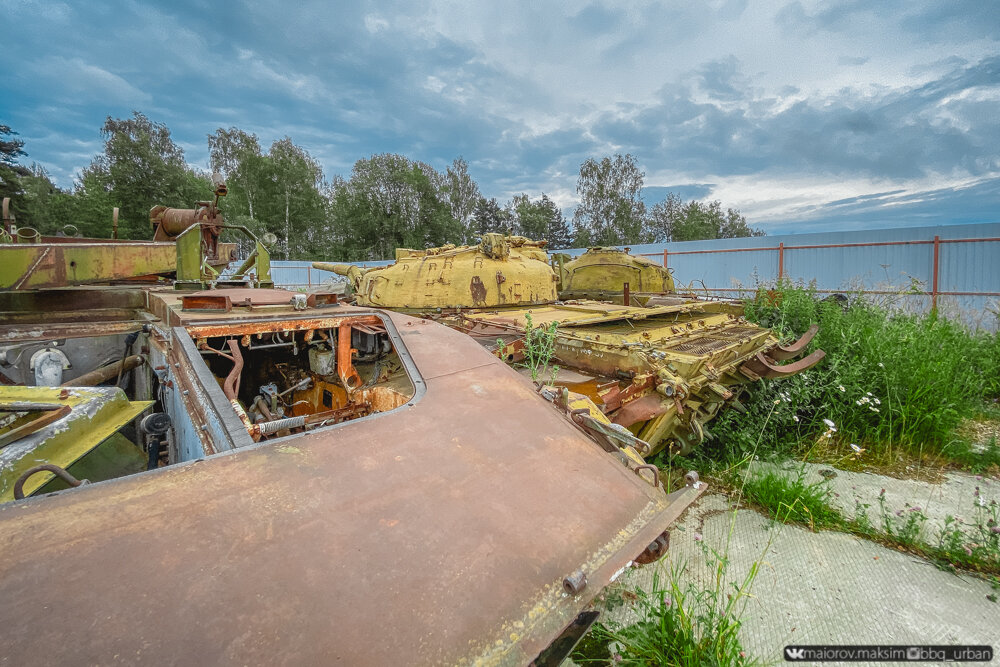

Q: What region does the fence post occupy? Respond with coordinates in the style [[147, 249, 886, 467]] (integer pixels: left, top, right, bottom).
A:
[[931, 235, 940, 312], [662, 248, 668, 269], [778, 242, 784, 282]]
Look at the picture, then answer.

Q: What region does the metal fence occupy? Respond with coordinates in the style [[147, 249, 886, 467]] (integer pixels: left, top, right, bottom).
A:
[[269, 259, 393, 291], [273, 222, 1000, 330]]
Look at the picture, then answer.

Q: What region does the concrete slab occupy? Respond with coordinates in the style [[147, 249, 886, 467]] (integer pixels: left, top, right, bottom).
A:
[[746, 461, 999, 542], [598, 493, 1000, 664]]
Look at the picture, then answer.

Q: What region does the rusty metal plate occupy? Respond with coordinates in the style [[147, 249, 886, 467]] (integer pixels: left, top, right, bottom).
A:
[[181, 293, 232, 312], [0, 310, 702, 665]]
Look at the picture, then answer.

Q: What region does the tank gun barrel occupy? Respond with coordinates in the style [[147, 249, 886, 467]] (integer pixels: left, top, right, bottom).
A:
[[311, 262, 356, 277]]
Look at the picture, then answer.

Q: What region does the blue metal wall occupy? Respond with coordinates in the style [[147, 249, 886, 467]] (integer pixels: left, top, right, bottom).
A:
[[613, 222, 999, 330], [270, 259, 393, 290], [273, 222, 1000, 329]]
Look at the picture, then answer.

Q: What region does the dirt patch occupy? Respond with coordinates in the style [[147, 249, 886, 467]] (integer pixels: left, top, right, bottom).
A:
[[956, 417, 1000, 449]]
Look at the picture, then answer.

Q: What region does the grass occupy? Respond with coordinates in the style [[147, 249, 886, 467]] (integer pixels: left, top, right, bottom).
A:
[[737, 467, 1000, 576], [574, 566, 757, 666], [700, 284, 1000, 469], [740, 469, 840, 530]]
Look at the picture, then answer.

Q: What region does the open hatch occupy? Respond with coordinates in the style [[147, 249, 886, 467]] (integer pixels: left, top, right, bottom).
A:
[[183, 313, 417, 443]]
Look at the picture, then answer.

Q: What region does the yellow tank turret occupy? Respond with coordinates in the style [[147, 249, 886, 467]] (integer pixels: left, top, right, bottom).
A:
[[557, 247, 676, 302], [313, 233, 557, 310]]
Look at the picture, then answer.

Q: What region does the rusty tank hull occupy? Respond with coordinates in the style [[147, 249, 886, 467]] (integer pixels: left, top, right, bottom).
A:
[[317, 235, 824, 457], [1, 228, 704, 663]]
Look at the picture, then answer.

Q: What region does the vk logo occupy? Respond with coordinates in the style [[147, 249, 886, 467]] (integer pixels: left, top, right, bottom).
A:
[[785, 647, 806, 660]]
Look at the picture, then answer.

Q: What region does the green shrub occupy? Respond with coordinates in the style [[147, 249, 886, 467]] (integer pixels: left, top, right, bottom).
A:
[[710, 284, 1000, 464]]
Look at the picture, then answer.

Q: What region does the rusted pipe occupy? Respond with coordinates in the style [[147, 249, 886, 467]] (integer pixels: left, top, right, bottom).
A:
[[253, 396, 274, 422], [14, 464, 88, 500], [337, 325, 363, 391], [223, 339, 243, 400], [61, 355, 144, 387]]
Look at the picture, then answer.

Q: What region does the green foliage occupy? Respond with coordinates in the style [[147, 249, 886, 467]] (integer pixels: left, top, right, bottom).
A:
[[709, 285, 1000, 465], [573, 153, 647, 246], [576, 567, 756, 667], [508, 192, 569, 247], [646, 192, 764, 242], [0, 124, 29, 220], [445, 157, 480, 243], [329, 154, 462, 261], [741, 469, 841, 530], [5, 117, 771, 256], [851, 489, 1000, 574], [209, 128, 327, 259], [521, 312, 559, 382], [472, 196, 513, 237], [88, 112, 212, 239]]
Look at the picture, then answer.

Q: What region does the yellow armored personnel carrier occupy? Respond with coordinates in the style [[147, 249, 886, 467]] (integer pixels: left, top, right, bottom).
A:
[[315, 234, 824, 456]]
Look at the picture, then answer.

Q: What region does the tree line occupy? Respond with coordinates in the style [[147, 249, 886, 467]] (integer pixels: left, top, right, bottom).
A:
[[1, 115, 762, 260]]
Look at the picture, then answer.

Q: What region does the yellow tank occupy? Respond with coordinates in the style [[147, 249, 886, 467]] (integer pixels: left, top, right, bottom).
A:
[[313, 233, 557, 310], [556, 247, 675, 301], [315, 235, 825, 456]]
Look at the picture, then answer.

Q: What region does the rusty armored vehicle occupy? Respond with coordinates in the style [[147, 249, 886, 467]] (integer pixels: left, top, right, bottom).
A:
[[0, 197, 705, 665], [315, 235, 824, 457]]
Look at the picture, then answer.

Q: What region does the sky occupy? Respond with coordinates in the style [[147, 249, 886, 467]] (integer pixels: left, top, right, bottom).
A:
[[1, 0, 998, 234]]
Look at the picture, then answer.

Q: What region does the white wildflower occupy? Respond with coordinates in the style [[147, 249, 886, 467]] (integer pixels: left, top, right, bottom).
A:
[[837, 385, 846, 392], [793, 415, 800, 423], [877, 362, 884, 368], [823, 418, 836, 428], [874, 398, 881, 405]]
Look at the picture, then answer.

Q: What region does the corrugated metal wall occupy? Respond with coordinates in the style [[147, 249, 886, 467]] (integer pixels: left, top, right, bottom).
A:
[[272, 222, 1000, 329], [269, 260, 393, 291]]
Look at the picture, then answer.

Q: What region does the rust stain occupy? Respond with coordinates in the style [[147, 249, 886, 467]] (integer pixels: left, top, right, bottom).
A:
[[470, 275, 487, 306]]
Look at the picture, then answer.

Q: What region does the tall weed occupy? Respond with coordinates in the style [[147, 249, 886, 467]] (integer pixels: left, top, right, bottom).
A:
[[712, 284, 1000, 464]]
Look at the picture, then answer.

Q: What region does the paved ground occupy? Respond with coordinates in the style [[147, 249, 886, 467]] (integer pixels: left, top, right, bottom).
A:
[[747, 461, 998, 540], [590, 470, 1000, 665]]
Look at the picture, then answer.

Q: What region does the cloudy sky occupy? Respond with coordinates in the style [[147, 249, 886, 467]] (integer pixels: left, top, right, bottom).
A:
[[2, 0, 998, 233]]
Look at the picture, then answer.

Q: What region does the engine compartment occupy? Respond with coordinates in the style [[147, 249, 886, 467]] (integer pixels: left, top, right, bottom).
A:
[[187, 315, 416, 443]]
